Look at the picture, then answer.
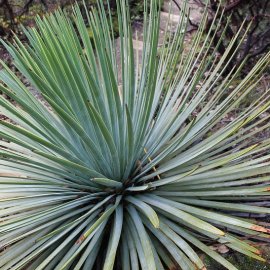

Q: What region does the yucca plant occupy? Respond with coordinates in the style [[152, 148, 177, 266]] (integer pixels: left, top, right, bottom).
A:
[[0, 0, 270, 269]]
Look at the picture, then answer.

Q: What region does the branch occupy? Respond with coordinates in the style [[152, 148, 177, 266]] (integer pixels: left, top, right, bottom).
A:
[[171, 0, 198, 29], [224, 0, 244, 12]]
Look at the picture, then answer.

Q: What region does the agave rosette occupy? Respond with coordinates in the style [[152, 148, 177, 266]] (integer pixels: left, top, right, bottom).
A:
[[0, 0, 270, 269]]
